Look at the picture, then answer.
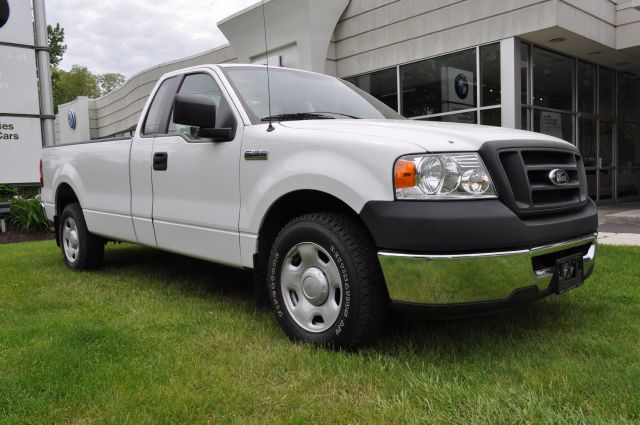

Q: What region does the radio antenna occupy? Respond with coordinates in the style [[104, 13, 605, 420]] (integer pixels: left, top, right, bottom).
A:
[[261, 0, 274, 132]]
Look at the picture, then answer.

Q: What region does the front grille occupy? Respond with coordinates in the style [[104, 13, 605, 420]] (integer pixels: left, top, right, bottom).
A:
[[496, 148, 588, 216]]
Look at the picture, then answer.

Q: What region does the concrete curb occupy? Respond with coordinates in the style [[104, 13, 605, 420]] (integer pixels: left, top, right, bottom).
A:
[[598, 232, 640, 246]]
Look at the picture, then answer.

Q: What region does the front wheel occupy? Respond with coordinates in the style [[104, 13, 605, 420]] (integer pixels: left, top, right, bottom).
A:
[[59, 202, 104, 270], [267, 213, 388, 349]]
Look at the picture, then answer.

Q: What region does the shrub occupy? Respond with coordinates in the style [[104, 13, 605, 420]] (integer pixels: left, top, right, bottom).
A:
[[0, 185, 18, 202], [9, 196, 51, 232]]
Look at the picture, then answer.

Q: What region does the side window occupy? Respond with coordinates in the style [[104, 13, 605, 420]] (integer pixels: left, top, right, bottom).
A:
[[142, 77, 177, 135], [168, 73, 224, 138]]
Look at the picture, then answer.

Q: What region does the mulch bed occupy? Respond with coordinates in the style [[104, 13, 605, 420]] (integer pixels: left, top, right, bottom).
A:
[[0, 227, 55, 245]]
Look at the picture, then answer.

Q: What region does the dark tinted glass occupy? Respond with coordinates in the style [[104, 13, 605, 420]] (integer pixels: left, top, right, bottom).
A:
[[480, 44, 500, 106], [423, 111, 477, 124], [401, 48, 476, 118], [578, 118, 597, 166], [533, 48, 573, 111], [348, 68, 398, 112], [618, 74, 640, 124], [481, 108, 501, 126], [599, 121, 613, 167], [521, 43, 530, 105], [577, 62, 596, 114], [618, 122, 640, 167], [599, 68, 615, 118]]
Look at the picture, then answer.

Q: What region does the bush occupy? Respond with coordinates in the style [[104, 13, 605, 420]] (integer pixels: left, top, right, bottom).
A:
[[9, 196, 51, 232], [0, 185, 18, 202]]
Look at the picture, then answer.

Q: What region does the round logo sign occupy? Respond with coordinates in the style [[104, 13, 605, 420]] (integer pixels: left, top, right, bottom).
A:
[[68, 110, 77, 130], [0, 0, 10, 28], [548, 169, 569, 186], [454, 73, 469, 99]]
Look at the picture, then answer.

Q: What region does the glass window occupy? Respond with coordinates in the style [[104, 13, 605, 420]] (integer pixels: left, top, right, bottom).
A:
[[618, 74, 640, 124], [599, 169, 613, 200], [480, 44, 500, 106], [142, 77, 178, 135], [521, 107, 530, 130], [347, 68, 398, 112], [534, 110, 573, 143], [618, 122, 640, 167], [168, 73, 223, 137], [599, 121, 614, 167], [423, 111, 477, 124], [521, 43, 530, 105], [618, 168, 640, 198], [401, 48, 476, 118], [532, 47, 573, 111], [578, 61, 596, 114], [578, 118, 597, 167], [224, 67, 403, 124], [481, 108, 501, 126], [599, 68, 615, 118]]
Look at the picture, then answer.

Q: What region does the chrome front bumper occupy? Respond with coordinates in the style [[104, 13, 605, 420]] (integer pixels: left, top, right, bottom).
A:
[[379, 233, 597, 305]]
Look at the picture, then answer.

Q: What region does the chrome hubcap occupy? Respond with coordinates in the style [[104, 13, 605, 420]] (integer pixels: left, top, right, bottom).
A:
[[62, 217, 79, 263], [281, 242, 343, 333]]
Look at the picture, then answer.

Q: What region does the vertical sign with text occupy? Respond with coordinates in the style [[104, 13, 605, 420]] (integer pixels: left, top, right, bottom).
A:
[[0, 0, 42, 184]]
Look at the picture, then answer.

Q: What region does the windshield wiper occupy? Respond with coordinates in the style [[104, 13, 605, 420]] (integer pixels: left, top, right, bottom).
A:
[[261, 112, 336, 122]]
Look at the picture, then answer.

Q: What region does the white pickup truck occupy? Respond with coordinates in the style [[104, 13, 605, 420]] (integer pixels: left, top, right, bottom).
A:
[[42, 65, 598, 348]]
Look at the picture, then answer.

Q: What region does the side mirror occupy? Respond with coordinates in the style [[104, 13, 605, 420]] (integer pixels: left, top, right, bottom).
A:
[[173, 94, 233, 141], [173, 94, 216, 128]]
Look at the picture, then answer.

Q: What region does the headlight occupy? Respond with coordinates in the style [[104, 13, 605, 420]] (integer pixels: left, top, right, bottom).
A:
[[394, 153, 497, 200]]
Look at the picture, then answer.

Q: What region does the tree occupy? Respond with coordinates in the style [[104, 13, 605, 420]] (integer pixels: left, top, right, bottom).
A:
[[47, 23, 67, 67], [52, 65, 101, 110], [98, 73, 126, 95]]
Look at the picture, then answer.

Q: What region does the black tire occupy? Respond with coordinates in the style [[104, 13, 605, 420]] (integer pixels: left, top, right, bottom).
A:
[[267, 213, 388, 349], [59, 202, 104, 270]]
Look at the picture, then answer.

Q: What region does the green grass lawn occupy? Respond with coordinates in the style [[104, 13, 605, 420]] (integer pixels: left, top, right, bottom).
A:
[[0, 241, 638, 424]]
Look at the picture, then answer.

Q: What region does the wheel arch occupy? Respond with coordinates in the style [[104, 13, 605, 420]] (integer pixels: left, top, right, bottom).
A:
[[255, 189, 369, 272]]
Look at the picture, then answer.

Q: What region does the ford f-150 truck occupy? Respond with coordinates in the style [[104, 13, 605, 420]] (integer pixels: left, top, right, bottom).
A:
[[42, 64, 598, 348]]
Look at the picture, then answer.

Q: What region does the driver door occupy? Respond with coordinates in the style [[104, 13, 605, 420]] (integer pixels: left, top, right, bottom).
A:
[[151, 71, 243, 267]]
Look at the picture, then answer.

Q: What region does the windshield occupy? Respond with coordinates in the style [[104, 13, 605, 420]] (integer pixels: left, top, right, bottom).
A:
[[222, 66, 404, 124]]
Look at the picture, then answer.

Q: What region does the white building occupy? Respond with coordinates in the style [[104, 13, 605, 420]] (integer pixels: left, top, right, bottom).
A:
[[55, 0, 640, 203]]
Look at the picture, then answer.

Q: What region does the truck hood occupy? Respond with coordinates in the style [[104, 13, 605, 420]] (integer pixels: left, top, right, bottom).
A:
[[279, 119, 571, 152]]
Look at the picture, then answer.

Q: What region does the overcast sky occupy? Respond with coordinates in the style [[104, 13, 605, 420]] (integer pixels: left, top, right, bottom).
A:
[[45, 0, 258, 78]]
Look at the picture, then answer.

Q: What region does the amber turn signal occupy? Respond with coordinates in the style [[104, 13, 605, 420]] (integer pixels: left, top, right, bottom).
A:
[[394, 159, 416, 189]]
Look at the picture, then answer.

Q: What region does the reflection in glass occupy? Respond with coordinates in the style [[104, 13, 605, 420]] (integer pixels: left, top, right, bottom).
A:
[[422, 111, 477, 124], [599, 169, 613, 200], [599, 121, 613, 167], [534, 110, 573, 143], [578, 62, 596, 114], [618, 74, 640, 124], [521, 107, 530, 130], [480, 44, 501, 106], [481, 108, 501, 126], [579, 118, 597, 167], [533, 48, 573, 111], [521, 43, 530, 105], [401, 49, 476, 118], [347, 67, 399, 112], [617, 122, 640, 167], [618, 168, 640, 198], [599, 68, 615, 118]]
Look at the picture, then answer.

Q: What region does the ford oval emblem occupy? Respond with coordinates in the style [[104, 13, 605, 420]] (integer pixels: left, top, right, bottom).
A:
[[68, 109, 76, 130], [548, 169, 569, 186], [454, 73, 469, 99], [0, 0, 10, 28]]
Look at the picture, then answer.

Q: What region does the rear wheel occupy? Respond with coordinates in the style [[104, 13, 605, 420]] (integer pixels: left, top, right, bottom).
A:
[[59, 203, 104, 270], [267, 213, 388, 349]]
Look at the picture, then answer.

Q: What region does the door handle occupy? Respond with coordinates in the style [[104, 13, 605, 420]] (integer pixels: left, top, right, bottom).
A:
[[153, 152, 168, 171]]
